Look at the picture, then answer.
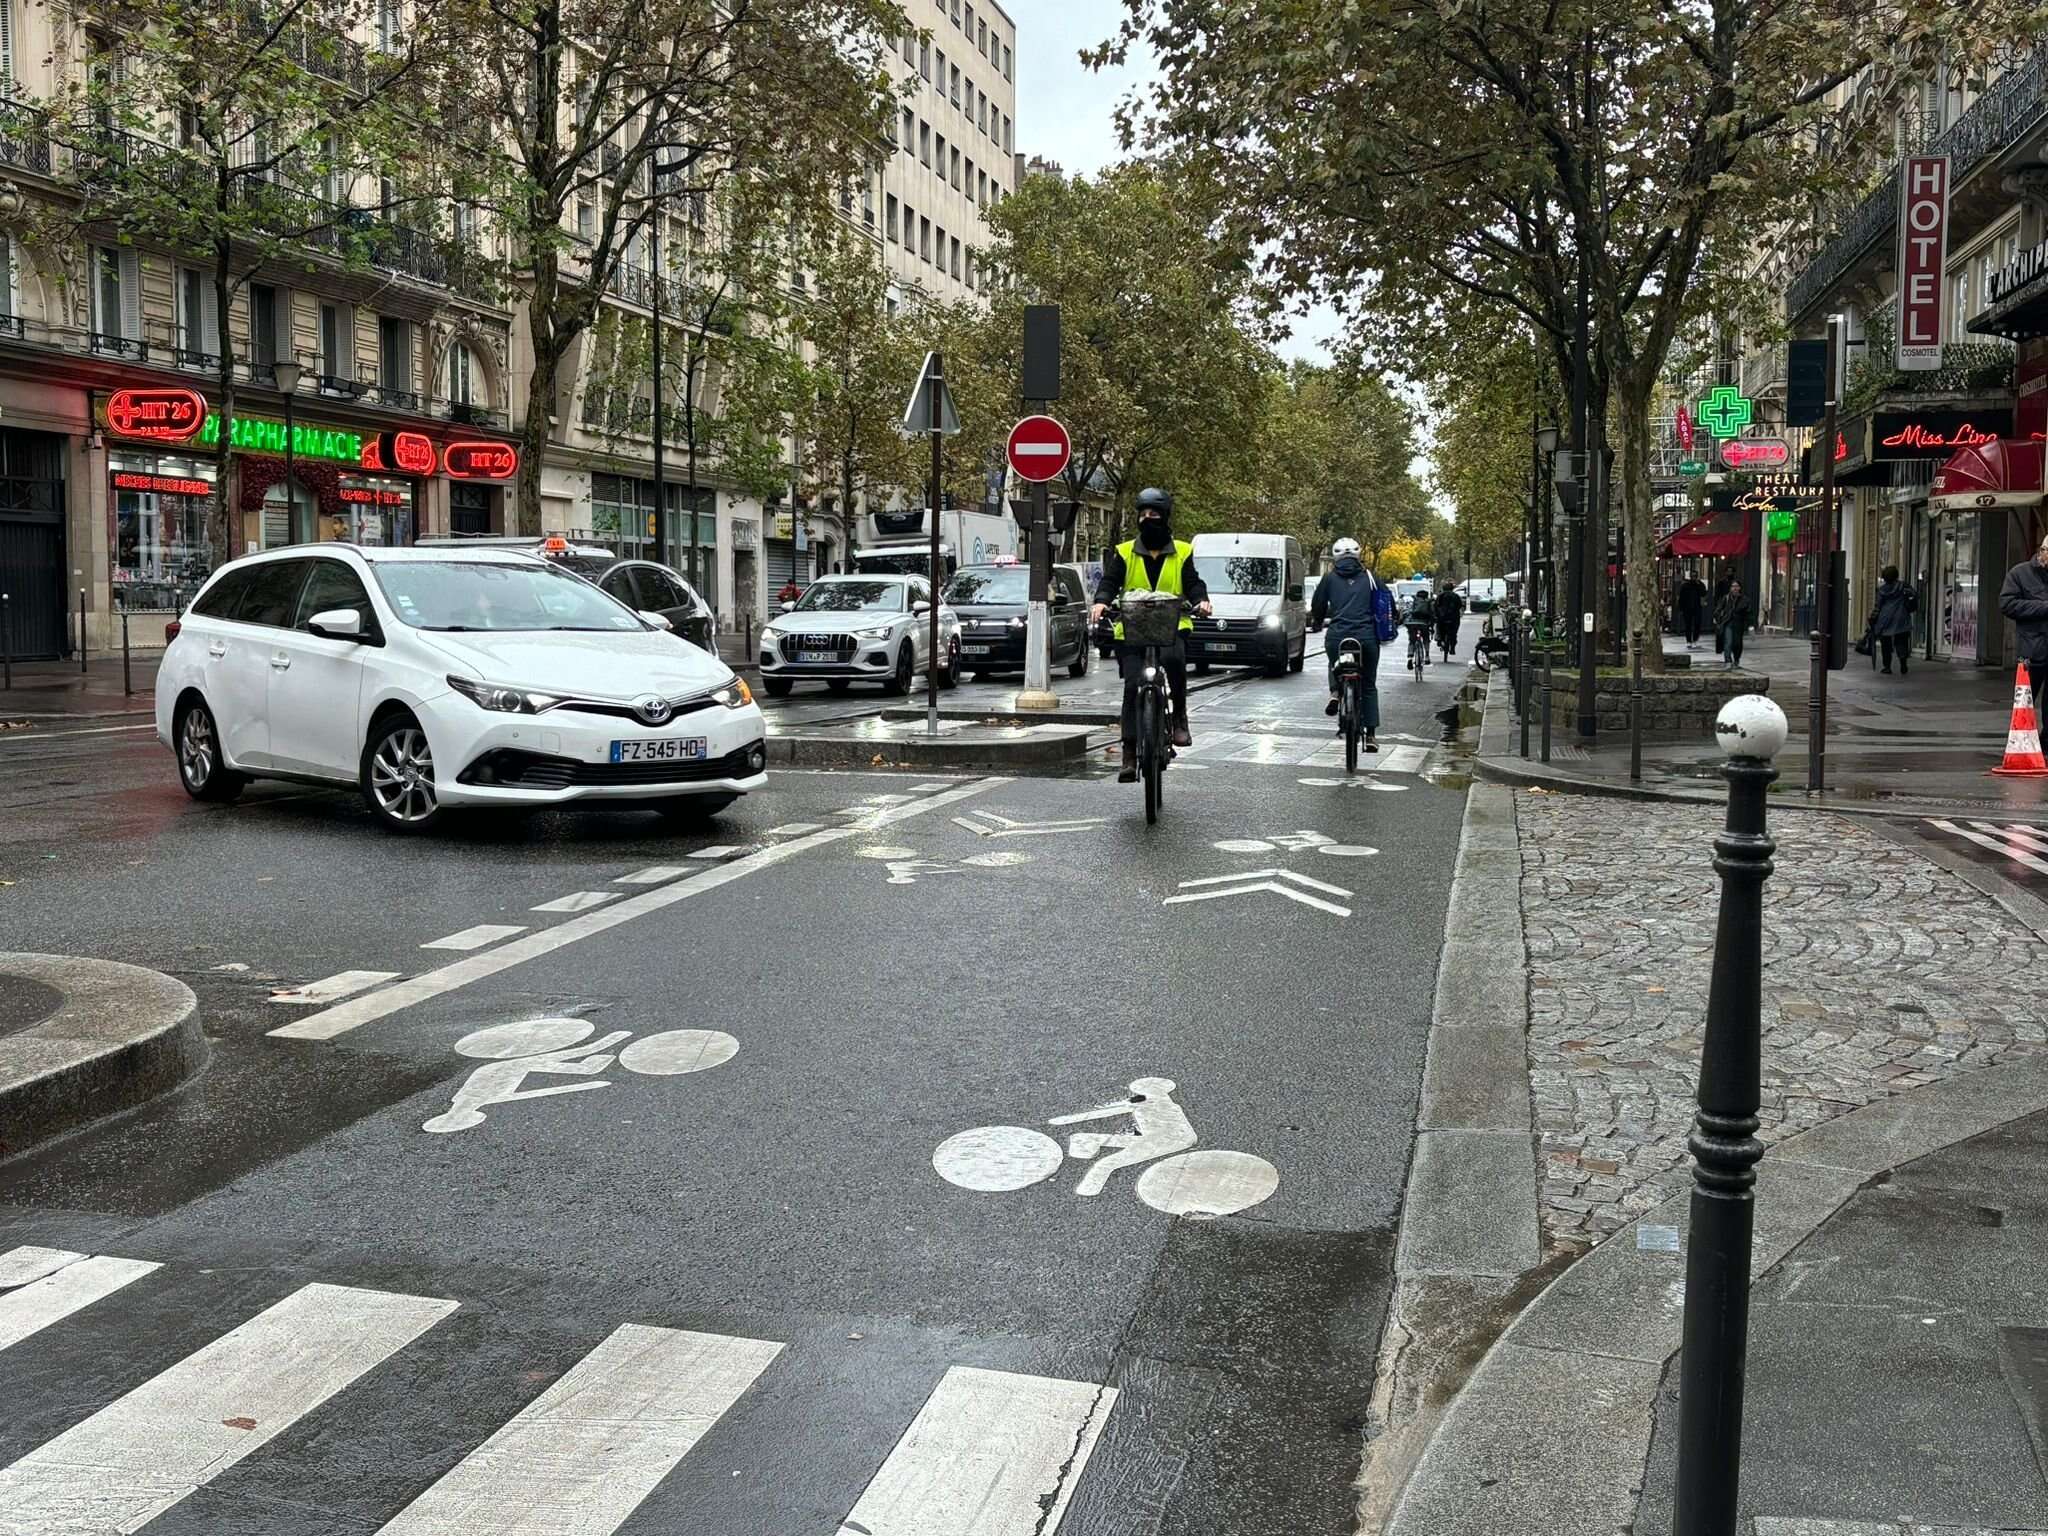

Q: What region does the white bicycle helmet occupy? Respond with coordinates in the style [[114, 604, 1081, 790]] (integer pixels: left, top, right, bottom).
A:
[[1332, 538, 1362, 558]]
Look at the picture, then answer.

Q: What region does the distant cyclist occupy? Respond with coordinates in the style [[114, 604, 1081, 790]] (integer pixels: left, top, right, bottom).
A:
[[1435, 579, 1464, 657], [1308, 538, 1388, 752]]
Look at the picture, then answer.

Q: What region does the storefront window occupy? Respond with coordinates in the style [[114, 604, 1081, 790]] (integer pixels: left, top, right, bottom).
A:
[[589, 474, 716, 574], [332, 475, 412, 546], [112, 451, 216, 611]]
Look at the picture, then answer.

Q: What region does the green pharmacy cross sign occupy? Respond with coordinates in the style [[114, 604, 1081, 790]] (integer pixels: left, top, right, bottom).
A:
[[1696, 386, 1754, 439]]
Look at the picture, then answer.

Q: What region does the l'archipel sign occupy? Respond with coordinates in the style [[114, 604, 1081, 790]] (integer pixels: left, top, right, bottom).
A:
[[1896, 155, 1951, 372]]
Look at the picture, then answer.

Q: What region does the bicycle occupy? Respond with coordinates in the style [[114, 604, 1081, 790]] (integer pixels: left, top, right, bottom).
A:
[[1110, 591, 1192, 825], [1334, 637, 1366, 773], [1406, 622, 1432, 677]]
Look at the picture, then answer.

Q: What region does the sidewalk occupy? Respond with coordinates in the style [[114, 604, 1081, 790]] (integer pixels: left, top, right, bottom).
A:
[[1483, 630, 2048, 817], [0, 655, 160, 719], [1375, 682, 2048, 1535]]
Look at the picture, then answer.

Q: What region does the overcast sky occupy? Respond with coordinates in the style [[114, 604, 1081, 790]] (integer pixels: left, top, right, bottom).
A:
[[1014, 0, 1345, 367]]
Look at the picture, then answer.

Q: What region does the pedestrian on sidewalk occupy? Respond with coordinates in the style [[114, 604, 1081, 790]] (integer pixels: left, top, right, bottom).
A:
[[1677, 572, 1707, 649], [1998, 534, 2048, 719], [1870, 565, 1918, 675], [1713, 578, 1753, 670]]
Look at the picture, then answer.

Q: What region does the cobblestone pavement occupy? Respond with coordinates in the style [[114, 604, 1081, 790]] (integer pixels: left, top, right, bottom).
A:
[[1519, 791, 2048, 1253]]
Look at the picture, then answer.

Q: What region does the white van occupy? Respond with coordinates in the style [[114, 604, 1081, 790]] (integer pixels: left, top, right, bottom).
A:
[[1187, 532, 1309, 676]]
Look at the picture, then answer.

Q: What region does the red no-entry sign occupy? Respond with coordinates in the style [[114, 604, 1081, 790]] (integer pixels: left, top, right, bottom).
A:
[[1007, 414, 1071, 483]]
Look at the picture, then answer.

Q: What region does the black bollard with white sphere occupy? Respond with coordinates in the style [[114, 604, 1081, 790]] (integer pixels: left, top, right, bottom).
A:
[[1673, 693, 1786, 1536]]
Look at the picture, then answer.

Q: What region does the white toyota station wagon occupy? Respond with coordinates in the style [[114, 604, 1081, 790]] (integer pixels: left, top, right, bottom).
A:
[[155, 545, 767, 833]]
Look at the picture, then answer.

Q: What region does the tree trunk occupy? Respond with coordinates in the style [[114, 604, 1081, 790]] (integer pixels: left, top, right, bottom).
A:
[[515, 332, 558, 536], [1612, 372, 1666, 676]]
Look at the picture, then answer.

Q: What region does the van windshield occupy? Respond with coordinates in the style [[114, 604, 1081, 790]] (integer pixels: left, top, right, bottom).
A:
[[1204, 556, 1282, 596]]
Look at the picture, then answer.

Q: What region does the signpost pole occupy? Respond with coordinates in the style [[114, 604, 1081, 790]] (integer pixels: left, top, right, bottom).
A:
[[1809, 316, 1841, 794], [927, 350, 944, 737], [1020, 479, 1054, 707]]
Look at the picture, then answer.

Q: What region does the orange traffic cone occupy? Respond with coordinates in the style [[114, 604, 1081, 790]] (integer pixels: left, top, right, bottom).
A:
[[1992, 663, 2048, 776]]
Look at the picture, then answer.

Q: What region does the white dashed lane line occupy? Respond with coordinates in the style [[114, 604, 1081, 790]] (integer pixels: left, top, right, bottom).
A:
[[529, 891, 619, 914], [420, 924, 528, 952]]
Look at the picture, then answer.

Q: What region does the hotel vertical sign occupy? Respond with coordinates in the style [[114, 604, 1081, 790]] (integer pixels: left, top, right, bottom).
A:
[[1897, 155, 1950, 371]]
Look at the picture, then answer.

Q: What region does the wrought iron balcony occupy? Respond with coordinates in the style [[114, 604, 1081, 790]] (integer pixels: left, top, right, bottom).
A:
[[1787, 44, 2048, 320], [0, 100, 52, 176]]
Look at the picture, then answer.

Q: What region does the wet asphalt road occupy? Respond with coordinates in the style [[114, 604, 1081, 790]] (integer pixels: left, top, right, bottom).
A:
[[0, 638, 1474, 1536]]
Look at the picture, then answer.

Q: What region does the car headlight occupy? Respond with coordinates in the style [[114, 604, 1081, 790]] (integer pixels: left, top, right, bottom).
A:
[[447, 675, 562, 714], [856, 623, 896, 640], [711, 678, 754, 709], [1008, 616, 1026, 631], [1261, 613, 1283, 629]]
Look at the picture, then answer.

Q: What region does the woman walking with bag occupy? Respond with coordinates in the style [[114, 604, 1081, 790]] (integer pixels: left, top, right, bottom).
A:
[[1713, 578, 1754, 670]]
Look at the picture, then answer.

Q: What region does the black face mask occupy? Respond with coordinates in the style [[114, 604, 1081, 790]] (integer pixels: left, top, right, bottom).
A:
[[1138, 518, 1170, 551]]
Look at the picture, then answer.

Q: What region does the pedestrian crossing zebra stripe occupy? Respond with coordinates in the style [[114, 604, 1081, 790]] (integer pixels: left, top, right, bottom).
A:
[[376, 1323, 782, 1535], [837, 1366, 1118, 1536], [1929, 818, 2048, 878], [0, 1253, 1120, 1536], [0, 1251, 160, 1355], [0, 1281, 457, 1535], [1175, 731, 1432, 773]]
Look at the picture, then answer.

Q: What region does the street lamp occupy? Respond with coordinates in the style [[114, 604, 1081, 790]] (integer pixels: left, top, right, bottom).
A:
[[1535, 425, 1561, 621], [272, 358, 304, 544]]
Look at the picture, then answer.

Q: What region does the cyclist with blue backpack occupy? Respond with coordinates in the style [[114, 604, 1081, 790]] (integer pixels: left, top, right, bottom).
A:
[[1308, 538, 1393, 753]]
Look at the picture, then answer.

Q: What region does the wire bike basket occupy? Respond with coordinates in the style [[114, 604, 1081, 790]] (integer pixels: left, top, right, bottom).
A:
[[1120, 593, 1185, 650]]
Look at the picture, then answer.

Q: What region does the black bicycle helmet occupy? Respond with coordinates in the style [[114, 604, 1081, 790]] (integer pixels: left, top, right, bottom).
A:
[[1135, 487, 1174, 517]]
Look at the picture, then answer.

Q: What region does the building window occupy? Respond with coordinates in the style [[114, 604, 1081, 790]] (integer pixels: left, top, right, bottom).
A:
[[452, 199, 476, 244], [176, 268, 216, 363], [979, 17, 987, 53], [966, 251, 976, 292], [862, 173, 874, 223], [920, 120, 930, 165], [901, 106, 914, 153], [379, 316, 411, 392], [0, 235, 13, 320], [576, 199, 593, 240], [951, 66, 960, 106], [936, 133, 945, 175], [1003, 113, 1012, 153], [886, 194, 898, 243], [320, 301, 352, 384], [902, 32, 913, 67], [1949, 269, 1969, 341], [446, 342, 474, 405], [920, 217, 931, 262], [965, 4, 974, 38], [250, 283, 281, 367], [951, 147, 961, 189], [937, 49, 945, 89], [91, 245, 139, 352], [980, 95, 989, 134], [950, 0, 959, 24], [950, 236, 961, 280], [919, 39, 929, 79], [1003, 43, 1011, 79], [378, 0, 402, 51]]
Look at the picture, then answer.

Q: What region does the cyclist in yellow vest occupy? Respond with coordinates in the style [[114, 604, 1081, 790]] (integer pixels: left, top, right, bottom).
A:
[[1089, 487, 1212, 782]]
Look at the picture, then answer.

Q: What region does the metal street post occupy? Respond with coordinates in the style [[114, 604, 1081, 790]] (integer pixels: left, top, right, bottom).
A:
[[1017, 307, 1062, 711], [1673, 694, 1786, 1536], [1808, 315, 1842, 794], [122, 608, 131, 695], [2, 591, 12, 689], [1578, 438, 1599, 739], [274, 358, 302, 542], [1629, 629, 1643, 781], [650, 215, 666, 570], [927, 350, 944, 736], [1541, 627, 1553, 763], [77, 587, 86, 673]]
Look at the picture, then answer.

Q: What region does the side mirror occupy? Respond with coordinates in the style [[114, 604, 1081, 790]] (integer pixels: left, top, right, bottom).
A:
[[779, 600, 796, 613], [1286, 584, 1304, 603], [639, 610, 674, 631], [913, 600, 932, 616], [307, 608, 365, 641]]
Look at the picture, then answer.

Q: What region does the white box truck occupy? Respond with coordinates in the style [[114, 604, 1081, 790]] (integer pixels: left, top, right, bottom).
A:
[[853, 507, 1018, 582]]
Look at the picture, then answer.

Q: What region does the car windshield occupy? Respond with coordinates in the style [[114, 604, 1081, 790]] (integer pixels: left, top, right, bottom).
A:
[[371, 559, 643, 632], [1205, 556, 1283, 596], [794, 581, 907, 613], [944, 568, 1026, 604]]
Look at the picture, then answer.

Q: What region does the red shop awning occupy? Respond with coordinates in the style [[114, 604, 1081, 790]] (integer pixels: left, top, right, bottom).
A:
[[1657, 506, 1750, 558], [1930, 437, 2045, 513]]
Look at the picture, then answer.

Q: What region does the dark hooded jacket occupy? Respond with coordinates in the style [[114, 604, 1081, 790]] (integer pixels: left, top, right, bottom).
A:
[[1310, 556, 1384, 645]]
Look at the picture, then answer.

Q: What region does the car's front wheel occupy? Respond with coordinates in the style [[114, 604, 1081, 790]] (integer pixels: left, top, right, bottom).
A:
[[176, 699, 245, 803], [938, 638, 962, 690], [361, 715, 442, 833], [1068, 638, 1091, 679], [886, 644, 915, 695], [762, 677, 794, 698]]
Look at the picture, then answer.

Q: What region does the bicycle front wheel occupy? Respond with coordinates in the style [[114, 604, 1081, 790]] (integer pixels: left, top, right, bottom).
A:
[[1138, 685, 1162, 824]]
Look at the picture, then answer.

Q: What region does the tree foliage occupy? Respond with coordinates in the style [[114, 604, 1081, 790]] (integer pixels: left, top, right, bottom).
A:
[[444, 0, 908, 532], [1099, 0, 2036, 666]]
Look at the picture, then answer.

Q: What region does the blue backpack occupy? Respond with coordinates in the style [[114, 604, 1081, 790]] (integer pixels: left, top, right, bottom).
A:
[[1372, 581, 1397, 643]]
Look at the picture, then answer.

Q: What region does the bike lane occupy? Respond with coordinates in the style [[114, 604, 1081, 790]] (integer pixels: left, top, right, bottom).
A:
[[0, 726, 1467, 1532]]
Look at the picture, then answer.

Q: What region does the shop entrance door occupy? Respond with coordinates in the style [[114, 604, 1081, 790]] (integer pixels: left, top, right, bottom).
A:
[[1933, 515, 1982, 660], [0, 429, 69, 659]]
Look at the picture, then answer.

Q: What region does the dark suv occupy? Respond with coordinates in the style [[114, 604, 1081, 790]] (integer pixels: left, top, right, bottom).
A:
[[943, 562, 1092, 680], [418, 537, 715, 650]]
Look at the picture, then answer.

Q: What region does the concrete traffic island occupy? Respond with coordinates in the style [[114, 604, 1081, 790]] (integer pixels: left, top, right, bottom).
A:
[[0, 952, 205, 1159]]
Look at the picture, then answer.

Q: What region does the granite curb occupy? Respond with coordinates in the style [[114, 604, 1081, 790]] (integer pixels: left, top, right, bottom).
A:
[[0, 952, 206, 1159]]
